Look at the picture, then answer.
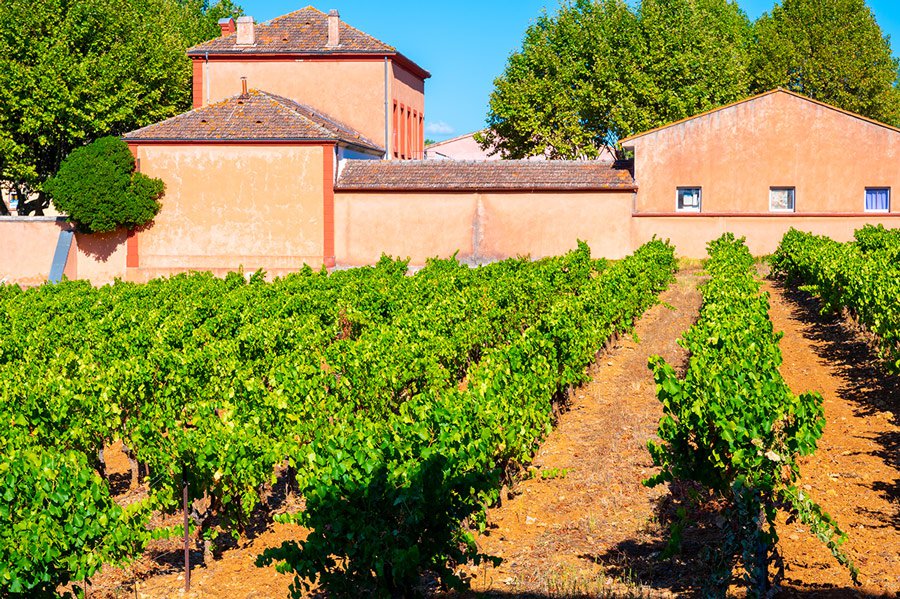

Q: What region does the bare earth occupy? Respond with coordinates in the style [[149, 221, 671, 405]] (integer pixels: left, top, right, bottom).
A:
[[87, 272, 899, 598]]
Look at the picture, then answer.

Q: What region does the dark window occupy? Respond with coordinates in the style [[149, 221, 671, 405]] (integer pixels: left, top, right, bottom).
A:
[[676, 187, 701, 212]]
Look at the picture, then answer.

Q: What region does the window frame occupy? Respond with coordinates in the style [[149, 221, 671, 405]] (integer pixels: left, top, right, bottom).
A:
[[865, 187, 891, 213], [769, 186, 796, 213], [676, 187, 702, 213]]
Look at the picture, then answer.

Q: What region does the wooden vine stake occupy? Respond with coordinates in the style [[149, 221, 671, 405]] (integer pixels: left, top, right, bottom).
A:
[[183, 462, 190, 592]]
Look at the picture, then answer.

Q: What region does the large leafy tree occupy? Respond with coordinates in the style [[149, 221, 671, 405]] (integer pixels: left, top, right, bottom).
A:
[[480, 0, 642, 160], [635, 0, 752, 131], [751, 0, 900, 126], [0, 0, 240, 215], [481, 0, 752, 159]]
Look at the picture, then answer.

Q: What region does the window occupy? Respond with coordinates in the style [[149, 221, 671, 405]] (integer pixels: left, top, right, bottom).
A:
[[399, 105, 406, 159], [676, 187, 701, 212], [865, 188, 890, 212], [769, 187, 795, 212], [392, 101, 399, 158]]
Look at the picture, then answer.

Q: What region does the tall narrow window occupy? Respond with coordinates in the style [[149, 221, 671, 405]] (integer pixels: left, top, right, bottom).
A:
[[769, 187, 795, 212], [392, 101, 399, 159], [406, 109, 412, 160], [400, 105, 406, 158], [676, 187, 701, 212], [865, 188, 890, 212]]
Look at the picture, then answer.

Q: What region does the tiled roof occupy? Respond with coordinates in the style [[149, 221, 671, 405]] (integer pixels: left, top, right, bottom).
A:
[[335, 160, 636, 191], [124, 90, 383, 151], [189, 6, 393, 55]]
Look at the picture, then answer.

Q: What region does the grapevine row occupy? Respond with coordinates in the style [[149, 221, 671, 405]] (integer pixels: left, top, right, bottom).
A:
[[646, 233, 856, 597], [772, 225, 900, 373]]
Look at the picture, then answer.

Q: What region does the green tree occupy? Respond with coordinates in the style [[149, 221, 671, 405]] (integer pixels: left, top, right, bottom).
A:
[[751, 0, 900, 125], [0, 0, 240, 215], [481, 0, 752, 159], [635, 0, 753, 131], [44, 136, 164, 233]]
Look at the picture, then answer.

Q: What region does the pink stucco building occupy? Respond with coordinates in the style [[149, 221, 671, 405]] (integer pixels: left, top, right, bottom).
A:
[[3, 8, 900, 285], [188, 7, 429, 160]]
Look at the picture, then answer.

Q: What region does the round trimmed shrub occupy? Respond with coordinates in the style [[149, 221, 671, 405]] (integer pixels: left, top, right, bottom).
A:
[[45, 137, 163, 233]]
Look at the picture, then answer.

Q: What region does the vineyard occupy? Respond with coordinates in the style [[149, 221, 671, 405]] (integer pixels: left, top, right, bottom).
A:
[[0, 240, 676, 596], [2, 230, 898, 598]]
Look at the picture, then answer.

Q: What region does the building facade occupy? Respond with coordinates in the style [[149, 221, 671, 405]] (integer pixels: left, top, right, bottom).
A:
[[3, 8, 900, 285]]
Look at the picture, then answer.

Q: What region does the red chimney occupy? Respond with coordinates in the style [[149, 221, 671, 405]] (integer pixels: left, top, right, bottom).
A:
[[218, 17, 236, 37]]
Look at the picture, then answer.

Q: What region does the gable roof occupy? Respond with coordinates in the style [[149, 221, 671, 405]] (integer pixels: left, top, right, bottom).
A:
[[187, 6, 429, 79], [124, 89, 383, 152], [335, 160, 636, 192], [620, 88, 900, 145]]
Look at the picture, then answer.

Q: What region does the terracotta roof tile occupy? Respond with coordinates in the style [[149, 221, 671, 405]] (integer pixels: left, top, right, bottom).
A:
[[189, 6, 393, 55], [335, 160, 637, 191], [124, 90, 383, 151]]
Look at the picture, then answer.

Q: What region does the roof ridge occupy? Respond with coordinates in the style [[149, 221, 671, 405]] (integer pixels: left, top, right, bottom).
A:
[[268, 6, 324, 24], [335, 11, 396, 52], [123, 90, 383, 151], [621, 88, 900, 143], [257, 90, 381, 148], [253, 90, 336, 139]]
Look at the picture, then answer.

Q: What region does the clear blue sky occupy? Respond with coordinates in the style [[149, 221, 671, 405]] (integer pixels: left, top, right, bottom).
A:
[[240, 1, 900, 141]]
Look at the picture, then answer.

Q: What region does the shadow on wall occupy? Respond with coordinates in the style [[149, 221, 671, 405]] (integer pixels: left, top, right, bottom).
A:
[[57, 221, 127, 263], [74, 231, 122, 262]]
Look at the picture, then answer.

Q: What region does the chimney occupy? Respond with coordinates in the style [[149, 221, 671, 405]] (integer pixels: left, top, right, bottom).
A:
[[326, 10, 340, 48], [236, 15, 255, 46], [218, 17, 235, 37], [240, 77, 248, 98]]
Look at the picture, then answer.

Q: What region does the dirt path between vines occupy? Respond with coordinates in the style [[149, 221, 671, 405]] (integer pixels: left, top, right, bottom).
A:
[[765, 281, 900, 597], [466, 272, 705, 597]]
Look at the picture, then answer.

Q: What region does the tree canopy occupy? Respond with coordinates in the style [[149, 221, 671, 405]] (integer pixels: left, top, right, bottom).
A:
[[482, 0, 752, 159], [751, 0, 900, 125], [44, 136, 164, 233], [0, 0, 240, 214], [483, 0, 900, 159]]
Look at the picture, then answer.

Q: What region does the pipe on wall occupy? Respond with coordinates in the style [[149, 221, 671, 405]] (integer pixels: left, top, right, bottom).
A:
[[204, 52, 210, 105], [384, 57, 390, 160]]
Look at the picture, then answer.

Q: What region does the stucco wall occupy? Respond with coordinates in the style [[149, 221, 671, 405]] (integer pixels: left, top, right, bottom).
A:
[[334, 190, 634, 266], [131, 143, 329, 281], [0, 218, 127, 286], [71, 230, 129, 284], [201, 58, 390, 150], [629, 91, 900, 215], [0, 218, 68, 286], [335, 192, 476, 265], [631, 214, 900, 258]]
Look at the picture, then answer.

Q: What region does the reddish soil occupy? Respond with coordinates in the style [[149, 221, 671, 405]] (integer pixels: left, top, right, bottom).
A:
[[84, 272, 899, 598], [466, 272, 705, 598], [766, 280, 900, 597]]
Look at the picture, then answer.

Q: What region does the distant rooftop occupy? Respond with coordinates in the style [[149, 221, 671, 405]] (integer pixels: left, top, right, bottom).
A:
[[188, 6, 429, 79], [335, 160, 636, 192], [124, 89, 383, 151]]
